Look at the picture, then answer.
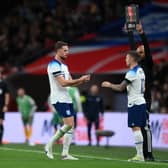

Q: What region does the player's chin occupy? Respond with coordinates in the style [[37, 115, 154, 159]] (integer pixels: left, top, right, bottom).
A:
[[64, 55, 68, 59], [140, 54, 145, 59], [61, 56, 67, 60]]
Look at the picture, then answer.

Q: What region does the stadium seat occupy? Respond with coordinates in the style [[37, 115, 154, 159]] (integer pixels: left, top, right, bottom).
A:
[[96, 130, 115, 147]]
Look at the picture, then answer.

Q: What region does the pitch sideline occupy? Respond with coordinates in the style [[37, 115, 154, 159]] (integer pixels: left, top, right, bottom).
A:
[[0, 146, 167, 166]]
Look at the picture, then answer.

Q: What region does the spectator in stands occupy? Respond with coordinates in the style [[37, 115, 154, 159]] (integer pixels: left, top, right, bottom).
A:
[[0, 0, 125, 68]]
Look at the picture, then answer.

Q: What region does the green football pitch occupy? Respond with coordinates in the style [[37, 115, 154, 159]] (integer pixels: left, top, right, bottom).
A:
[[0, 144, 168, 168]]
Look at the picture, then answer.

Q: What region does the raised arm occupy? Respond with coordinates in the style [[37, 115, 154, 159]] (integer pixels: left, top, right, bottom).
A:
[[127, 31, 137, 50], [136, 24, 153, 67], [125, 24, 137, 50]]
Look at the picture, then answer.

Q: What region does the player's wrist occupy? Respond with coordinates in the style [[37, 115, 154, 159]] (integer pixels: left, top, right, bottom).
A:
[[79, 76, 87, 83], [75, 78, 83, 85], [110, 84, 113, 89], [78, 77, 83, 83]]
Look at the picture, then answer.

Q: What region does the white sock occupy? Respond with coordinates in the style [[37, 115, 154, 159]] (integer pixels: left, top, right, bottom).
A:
[[62, 128, 74, 156], [133, 130, 144, 157], [48, 125, 71, 148]]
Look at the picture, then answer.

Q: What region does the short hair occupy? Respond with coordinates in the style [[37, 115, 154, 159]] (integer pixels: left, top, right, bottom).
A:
[[127, 50, 141, 62], [54, 41, 68, 52]]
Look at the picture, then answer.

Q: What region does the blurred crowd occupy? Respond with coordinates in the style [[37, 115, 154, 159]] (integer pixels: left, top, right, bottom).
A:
[[0, 0, 129, 68], [0, 0, 150, 68], [151, 61, 168, 114]]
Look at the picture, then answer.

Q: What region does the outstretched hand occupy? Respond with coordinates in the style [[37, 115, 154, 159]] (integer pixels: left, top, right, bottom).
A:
[[124, 24, 132, 32], [101, 81, 112, 88], [80, 74, 91, 83]]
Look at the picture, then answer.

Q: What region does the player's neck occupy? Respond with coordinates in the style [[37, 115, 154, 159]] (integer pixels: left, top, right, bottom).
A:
[[54, 55, 64, 63], [130, 63, 138, 69]]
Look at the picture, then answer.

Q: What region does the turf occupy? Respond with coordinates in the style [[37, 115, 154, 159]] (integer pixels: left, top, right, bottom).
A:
[[0, 144, 168, 168]]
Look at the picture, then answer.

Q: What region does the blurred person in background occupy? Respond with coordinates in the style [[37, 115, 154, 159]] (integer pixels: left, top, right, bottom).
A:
[[80, 90, 87, 113], [151, 89, 161, 113], [160, 106, 168, 114], [48, 95, 63, 133], [0, 71, 10, 145], [47, 95, 63, 144], [161, 83, 168, 104], [84, 84, 104, 146], [68, 87, 82, 128], [126, 22, 155, 161], [68, 86, 82, 144], [16, 88, 37, 145]]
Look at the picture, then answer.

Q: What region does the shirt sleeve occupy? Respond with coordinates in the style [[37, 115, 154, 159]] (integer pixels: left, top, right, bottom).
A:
[[125, 70, 136, 83], [48, 62, 63, 77]]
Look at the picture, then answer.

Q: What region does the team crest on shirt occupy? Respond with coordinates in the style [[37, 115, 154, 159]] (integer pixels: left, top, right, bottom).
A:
[[0, 89, 2, 95], [66, 110, 71, 115], [139, 69, 143, 74]]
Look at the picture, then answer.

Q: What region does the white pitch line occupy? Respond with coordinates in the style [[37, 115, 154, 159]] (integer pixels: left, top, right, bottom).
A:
[[0, 147, 168, 166]]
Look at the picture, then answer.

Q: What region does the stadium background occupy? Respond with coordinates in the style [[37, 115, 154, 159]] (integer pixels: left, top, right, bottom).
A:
[[0, 0, 168, 163], [0, 0, 167, 113]]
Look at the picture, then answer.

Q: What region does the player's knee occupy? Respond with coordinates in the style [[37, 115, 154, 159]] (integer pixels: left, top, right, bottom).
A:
[[67, 122, 74, 128], [63, 116, 74, 128], [132, 127, 141, 131], [63, 120, 74, 128]]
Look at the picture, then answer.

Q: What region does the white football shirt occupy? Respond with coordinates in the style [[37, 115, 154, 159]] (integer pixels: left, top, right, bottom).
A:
[[125, 65, 146, 107], [47, 59, 72, 104]]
